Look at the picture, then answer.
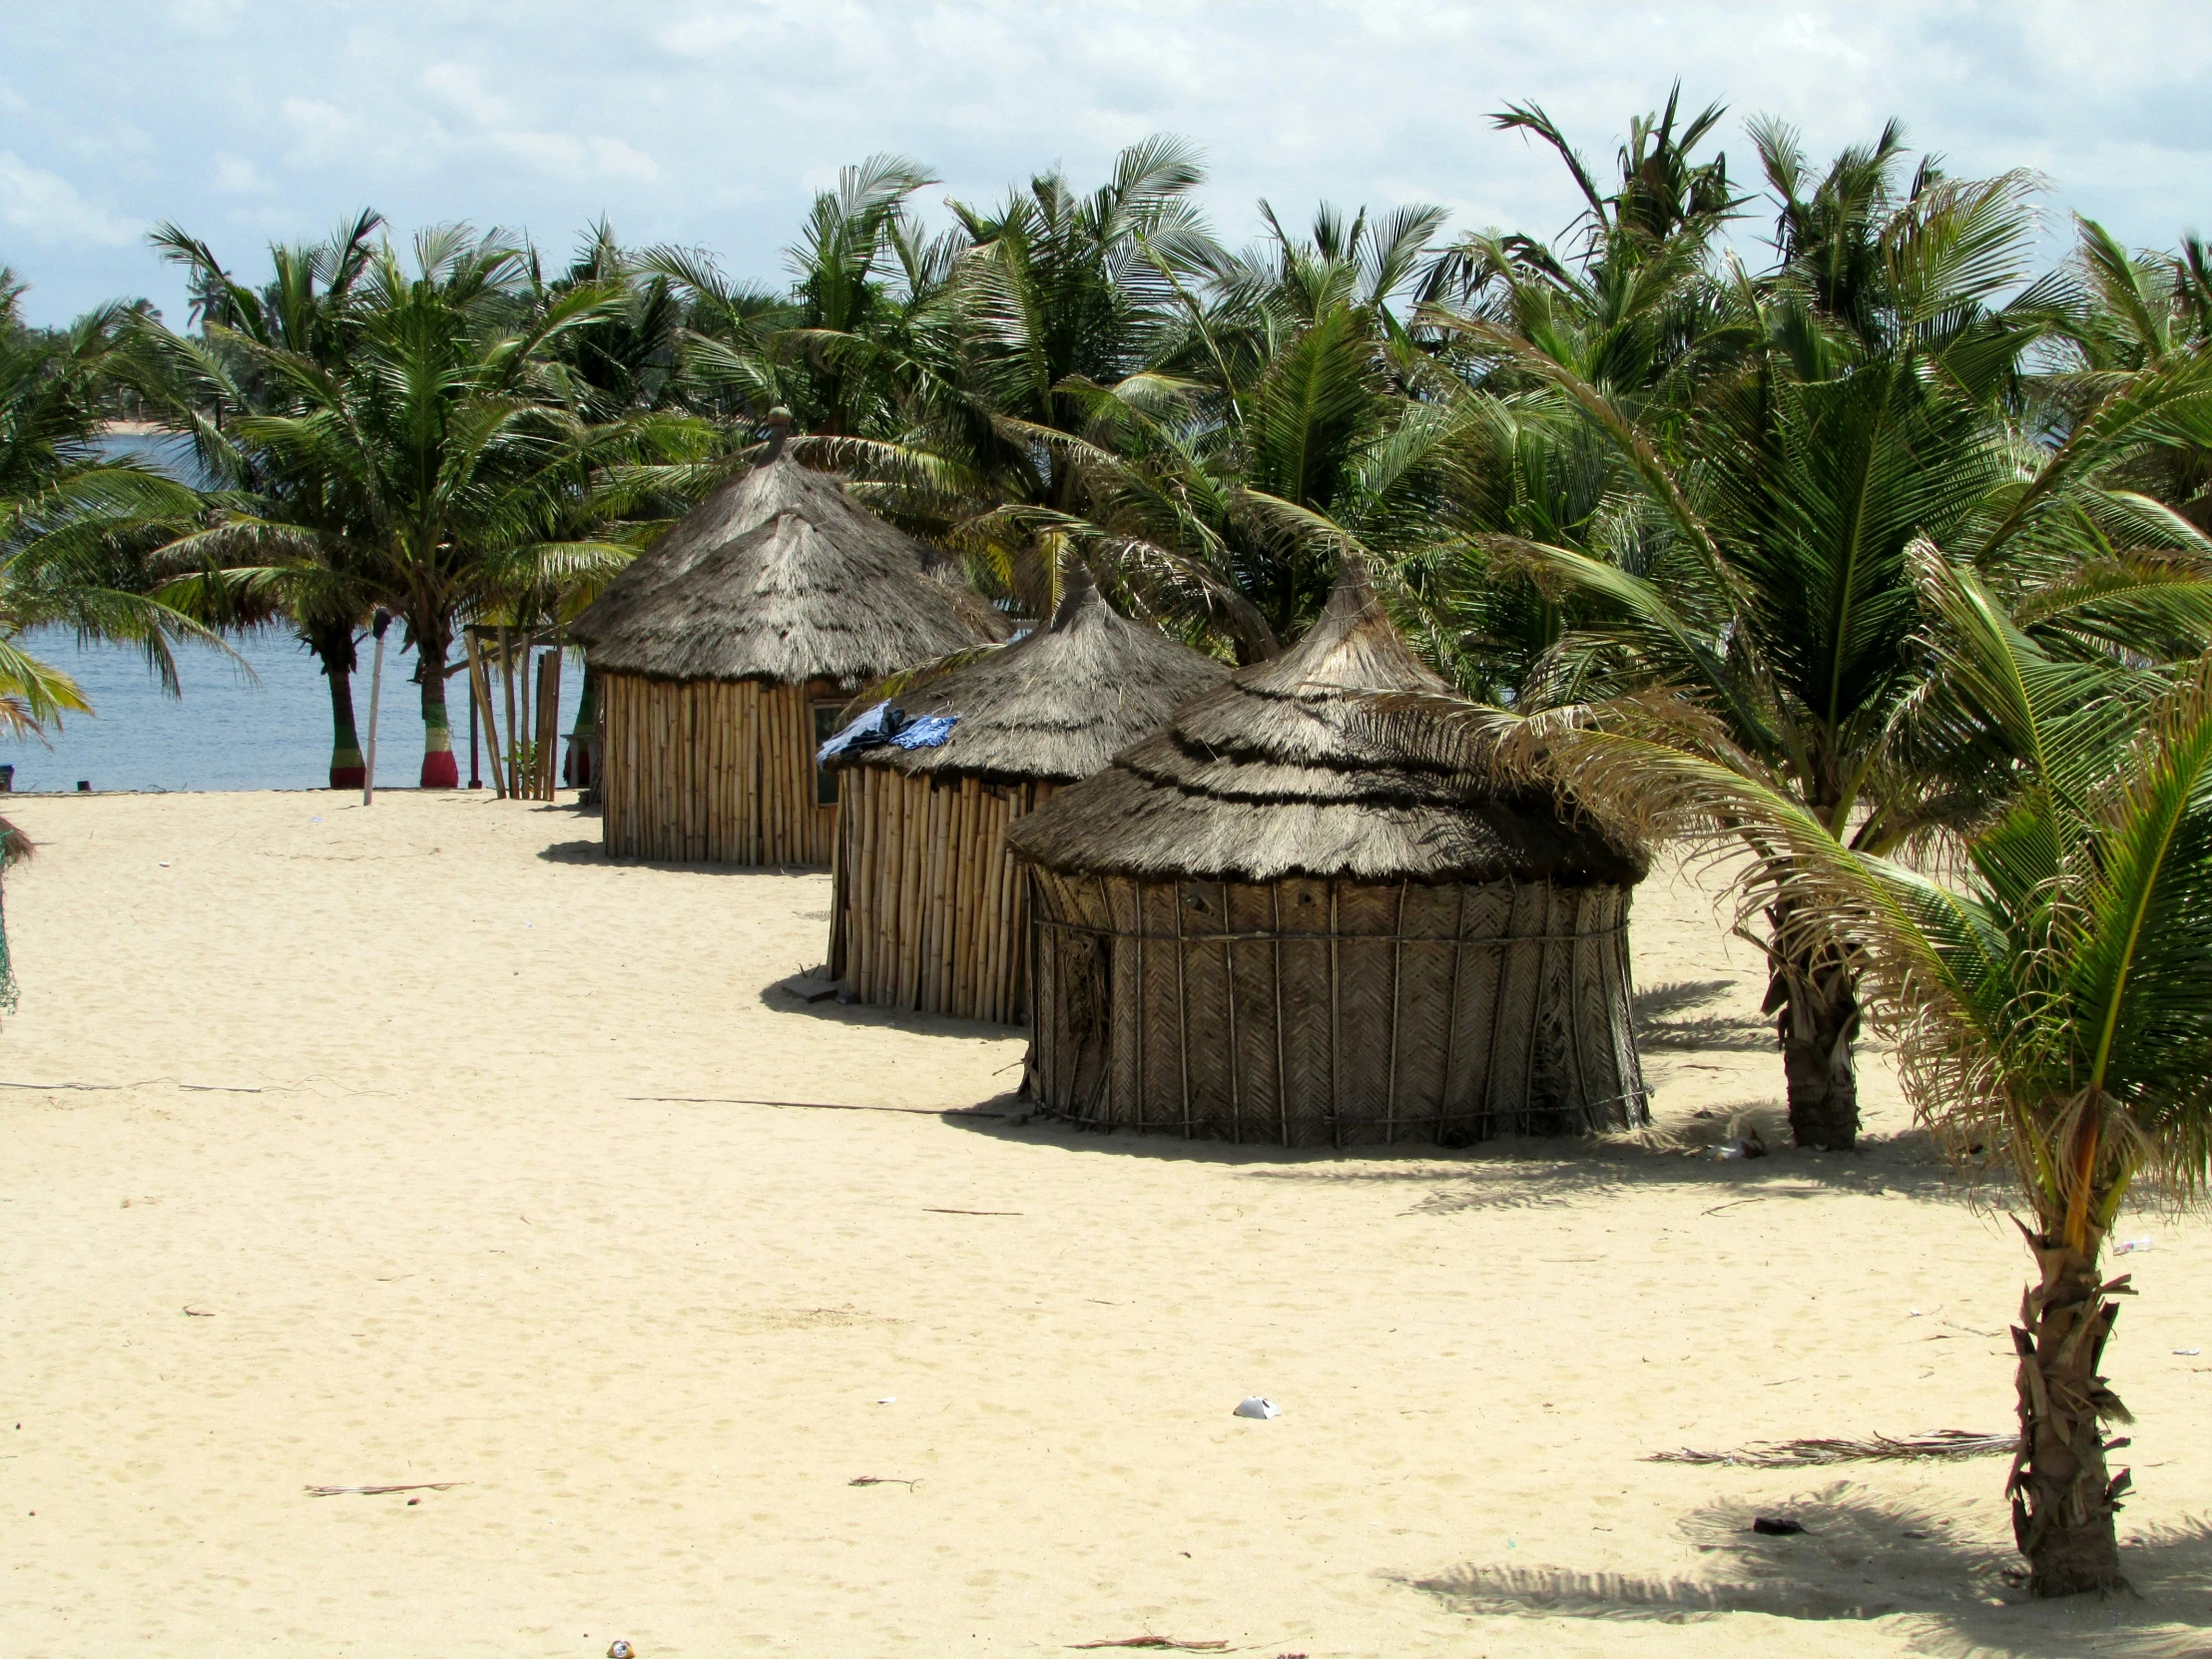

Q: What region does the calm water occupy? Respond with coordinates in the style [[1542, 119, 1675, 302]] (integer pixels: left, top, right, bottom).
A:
[[10, 631, 586, 795], [8, 431, 585, 794]]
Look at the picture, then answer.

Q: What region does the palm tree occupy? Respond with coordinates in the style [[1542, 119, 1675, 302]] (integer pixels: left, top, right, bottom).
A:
[[166, 226, 635, 785], [0, 272, 215, 737], [644, 155, 943, 439], [139, 214, 388, 785], [1468, 550, 2210, 1594], [1429, 140, 2212, 1149]]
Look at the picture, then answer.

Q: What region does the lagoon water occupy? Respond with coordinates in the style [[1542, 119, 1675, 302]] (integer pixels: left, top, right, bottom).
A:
[[8, 630, 585, 795]]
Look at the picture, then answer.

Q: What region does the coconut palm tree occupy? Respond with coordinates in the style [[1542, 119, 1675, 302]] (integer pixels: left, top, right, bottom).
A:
[[139, 214, 387, 785], [0, 272, 216, 737], [1429, 141, 2212, 1149], [172, 226, 636, 785], [1522, 549, 2208, 1592]]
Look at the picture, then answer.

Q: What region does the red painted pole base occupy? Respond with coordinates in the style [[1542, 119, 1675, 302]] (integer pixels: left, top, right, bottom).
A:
[[419, 751, 460, 789], [329, 764, 366, 790]]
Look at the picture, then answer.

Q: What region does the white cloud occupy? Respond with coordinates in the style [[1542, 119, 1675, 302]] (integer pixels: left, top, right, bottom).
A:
[[0, 152, 139, 247], [211, 154, 271, 195], [421, 61, 511, 127]]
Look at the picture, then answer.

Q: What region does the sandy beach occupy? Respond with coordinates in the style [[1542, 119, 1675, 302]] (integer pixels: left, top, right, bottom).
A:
[[4, 789, 2207, 1656]]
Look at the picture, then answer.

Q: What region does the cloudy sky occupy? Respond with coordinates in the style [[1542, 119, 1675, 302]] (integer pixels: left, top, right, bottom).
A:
[[6, 1, 2210, 325]]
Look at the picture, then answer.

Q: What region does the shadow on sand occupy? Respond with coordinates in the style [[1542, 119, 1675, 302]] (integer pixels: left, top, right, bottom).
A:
[[536, 836, 830, 881], [1635, 977, 1777, 1052], [1406, 1480, 2212, 1656], [942, 1107, 1991, 1213]]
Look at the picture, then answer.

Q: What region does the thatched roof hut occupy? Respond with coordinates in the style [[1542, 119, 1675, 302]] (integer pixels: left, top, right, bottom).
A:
[[572, 436, 1002, 864], [1006, 557, 1649, 1146], [827, 563, 1228, 1022]]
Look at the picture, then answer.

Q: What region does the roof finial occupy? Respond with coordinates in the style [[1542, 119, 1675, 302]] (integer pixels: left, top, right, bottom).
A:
[[1051, 554, 1100, 629], [764, 405, 793, 462]]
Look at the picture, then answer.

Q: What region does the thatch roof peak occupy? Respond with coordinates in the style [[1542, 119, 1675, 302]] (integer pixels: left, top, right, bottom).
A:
[[571, 455, 1002, 687], [1239, 552, 1448, 702], [1006, 555, 1644, 886], [836, 561, 1229, 783]]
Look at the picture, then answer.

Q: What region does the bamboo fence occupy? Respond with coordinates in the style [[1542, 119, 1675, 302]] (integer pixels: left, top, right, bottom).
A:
[[827, 769, 1054, 1023], [597, 672, 841, 864], [1025, 869, 1647, 1147]]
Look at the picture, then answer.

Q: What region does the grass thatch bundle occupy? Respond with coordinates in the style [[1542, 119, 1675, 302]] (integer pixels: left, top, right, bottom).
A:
[[827, 564, 1228, 1022], [1006, 557, 1650, 1146]]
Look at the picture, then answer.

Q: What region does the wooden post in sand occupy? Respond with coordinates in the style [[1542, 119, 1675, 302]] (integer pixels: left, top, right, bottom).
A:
[[361, 608, 392, 807]]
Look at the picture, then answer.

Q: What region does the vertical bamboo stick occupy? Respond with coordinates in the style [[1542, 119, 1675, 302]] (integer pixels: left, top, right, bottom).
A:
[[949, 780, 973, 1014], [855, 768, 878, 994]]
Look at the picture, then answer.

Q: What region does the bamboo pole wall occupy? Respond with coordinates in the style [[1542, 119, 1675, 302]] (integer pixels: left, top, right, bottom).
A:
[[1025, 870, 1647, 1148], [826, 769, 1053, 1023], [596, 672, 840, 864]]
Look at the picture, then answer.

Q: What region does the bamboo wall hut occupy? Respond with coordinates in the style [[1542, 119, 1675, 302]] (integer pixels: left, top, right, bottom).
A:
[[1006, 558, 1650, 1147], [827, 564, 1228, 1023], [571, 440, 1002, 864]]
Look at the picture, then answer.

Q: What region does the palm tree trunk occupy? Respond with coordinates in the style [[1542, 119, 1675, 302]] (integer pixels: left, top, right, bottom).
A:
[[309, 623, 364, 791], [1763, 898, 1861, 1149], [2010, 1227, 2130, 1596], [416, 623, 458, 789]]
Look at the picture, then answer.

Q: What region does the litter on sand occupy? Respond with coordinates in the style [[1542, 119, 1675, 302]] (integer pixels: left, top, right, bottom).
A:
[[875, 1396, 897, 1404], [2115, 1238, 2155, 1255], [1233, 1396, 1281, 1419], [2175, 1348, 2201, 1356], [304, 1481, 465, 1497]]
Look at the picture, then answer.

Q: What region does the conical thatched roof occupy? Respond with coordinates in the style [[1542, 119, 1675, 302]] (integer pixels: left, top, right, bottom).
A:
[[1007, 557, 1645, 885], [835, 564, 1230, 783], [571, 453, 1003, 685]]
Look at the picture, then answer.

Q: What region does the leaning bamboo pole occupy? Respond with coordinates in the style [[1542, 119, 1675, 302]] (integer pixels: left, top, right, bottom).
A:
[[464, 630, 506, 800]]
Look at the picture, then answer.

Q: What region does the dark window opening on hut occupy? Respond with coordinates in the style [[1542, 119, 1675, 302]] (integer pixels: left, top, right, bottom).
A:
[[812, 704, 842, 805]]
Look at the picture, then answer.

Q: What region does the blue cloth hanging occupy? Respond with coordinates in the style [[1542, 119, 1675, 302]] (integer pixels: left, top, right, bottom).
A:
[[889, 714, 959, 750], [817, 701, 904, 763]]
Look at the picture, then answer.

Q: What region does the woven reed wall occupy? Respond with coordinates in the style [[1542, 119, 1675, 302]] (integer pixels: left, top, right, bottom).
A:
[[1026, 870, 1646, 1147], [828, 770, 1054, 1023], [598, 673, 840, 864]]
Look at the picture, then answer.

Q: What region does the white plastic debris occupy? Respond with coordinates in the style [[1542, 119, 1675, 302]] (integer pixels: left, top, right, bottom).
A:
[[875, 1396, 896, 1404], [2175, 1348, 2201, 1357], [1909, 1308, 1924, 1318], [1233, 1396, 1281, 1419], [2115, 1238, 2155, 1255]]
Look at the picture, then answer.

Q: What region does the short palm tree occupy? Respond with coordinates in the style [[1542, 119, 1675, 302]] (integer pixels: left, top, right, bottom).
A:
[[1359, 543, 2212, 1596], [1567, 551, 2204, 1593]]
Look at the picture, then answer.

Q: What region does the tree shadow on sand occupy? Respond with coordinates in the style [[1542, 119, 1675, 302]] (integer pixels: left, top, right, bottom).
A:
[[1635, 977, 1777, 1052], [1405, 1479, 2212, 1656]]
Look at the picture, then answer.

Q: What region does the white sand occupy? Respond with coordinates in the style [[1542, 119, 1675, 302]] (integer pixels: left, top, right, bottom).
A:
[[3, 791, 2206, 1656]]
